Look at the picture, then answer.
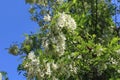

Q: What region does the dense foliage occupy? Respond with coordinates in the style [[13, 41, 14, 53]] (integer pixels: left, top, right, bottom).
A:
[[8, 0, 120, 80]]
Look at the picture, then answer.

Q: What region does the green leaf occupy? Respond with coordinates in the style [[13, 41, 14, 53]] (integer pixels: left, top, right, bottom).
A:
[[25, 0, 34, 4]]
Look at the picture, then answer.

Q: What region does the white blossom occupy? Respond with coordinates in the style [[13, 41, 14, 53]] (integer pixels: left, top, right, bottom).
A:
[[46, 63, 51, 76], [116, 49, 120, 55], [42, 37, 49, 50], [56, 13, 66, 28], [24, 63, 29, 68], [78, 55, 82, 59], [40, 72, 45, 78], [28, 51, 35, 60], [110, 58, 118, 65], [59, 33, 66, 41], [42, 12, 76, 55], [42, 33, 66, 55], [52, 62, 58, 70], [55, 33, 66, 55], [69, 64, 77, 74], [56, 12, 77, 30], [43, 14, 51, 22], [118, 70, 120, 73], [23, 51, 40, 79]]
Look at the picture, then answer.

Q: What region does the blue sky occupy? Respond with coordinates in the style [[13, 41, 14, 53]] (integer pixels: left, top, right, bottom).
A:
[[112, 0, 120, 27], [0, 0, 38, 80]]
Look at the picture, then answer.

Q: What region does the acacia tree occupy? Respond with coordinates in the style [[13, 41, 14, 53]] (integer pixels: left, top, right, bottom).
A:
[[9, 0, 120, 80]]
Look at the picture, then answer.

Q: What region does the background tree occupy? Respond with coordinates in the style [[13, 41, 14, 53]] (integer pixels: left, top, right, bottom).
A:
[[8, 0, 120, 80], [0, 71, 8, 80]]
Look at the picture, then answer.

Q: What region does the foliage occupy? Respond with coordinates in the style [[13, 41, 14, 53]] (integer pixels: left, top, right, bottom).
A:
[[8, 0, 120, 80]]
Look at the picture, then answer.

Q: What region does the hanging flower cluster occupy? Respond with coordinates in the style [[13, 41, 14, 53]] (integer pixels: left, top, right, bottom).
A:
[[39, 60, 59, 79], [42, 33, 66, 55], [42, 12, 77, 56], [23, 51, 40, 79], [56, 12, 77, 31]]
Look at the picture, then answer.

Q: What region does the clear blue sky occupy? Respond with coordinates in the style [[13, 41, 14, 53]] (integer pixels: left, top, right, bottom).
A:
[[0, 0, 38, 80]]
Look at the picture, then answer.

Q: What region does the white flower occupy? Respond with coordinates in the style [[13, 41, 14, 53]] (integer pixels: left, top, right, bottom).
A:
[[56, 13, 66, 28], [46, 63, 51, 76], [43, 33, 66, 55], [23, 51, 40, 79], [59, 33, 66, 41], [118, 70, 120, 73], [31, 58, 40, 66], [52, 62, 58, 70], [43, 14, 51, 22], [42, 37, 49, 50], [42, 13, 76, 56], [116, 49, 120, 55], [54, 33, 66, 55], [78, 55, 82, 59], [69, 64, 77, 74], [110, 58, 118, 65], [67, 17, 77, 30], [50, 37, 57, 44], [56, 12, 77, 30], [28, 51, 35, 60], [0, 73, 2, 80], [24, 62, 29, 68]]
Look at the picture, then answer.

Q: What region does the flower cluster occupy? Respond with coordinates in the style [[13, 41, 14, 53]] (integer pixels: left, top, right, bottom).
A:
[[42, 12, 77, 56], [39, 60, 59, 78], [55, 33, 66, 55], [42, 33, 66, 55], [69, 64, 77, 74], [23, 51, 40, 79], [43, 14, 51, 22], [23, 51, 59, 79], [51, 62, 58, 70], [22, 10, 77, 79], [56, 12, 77, 31]]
